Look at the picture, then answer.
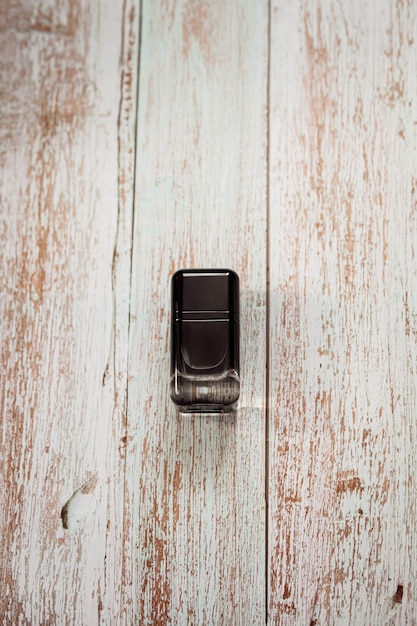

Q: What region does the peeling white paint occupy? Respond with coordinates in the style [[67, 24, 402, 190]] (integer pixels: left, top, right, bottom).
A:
[[1, 0, 416, 624]]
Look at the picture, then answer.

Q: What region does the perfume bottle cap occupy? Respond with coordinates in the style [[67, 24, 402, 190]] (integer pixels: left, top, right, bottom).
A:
[[172, 269, 239, 321]]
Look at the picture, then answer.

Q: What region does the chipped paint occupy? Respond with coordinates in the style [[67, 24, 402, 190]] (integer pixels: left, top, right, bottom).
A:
[[269, 1, 417, 623], [1, 0, 417, 624]]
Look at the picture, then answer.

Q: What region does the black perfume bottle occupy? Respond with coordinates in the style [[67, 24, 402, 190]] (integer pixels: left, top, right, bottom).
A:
[[170, 269, 240, 413]]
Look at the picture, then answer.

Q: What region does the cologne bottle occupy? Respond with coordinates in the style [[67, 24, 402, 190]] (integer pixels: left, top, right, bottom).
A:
[[170, 269, 240, 413]]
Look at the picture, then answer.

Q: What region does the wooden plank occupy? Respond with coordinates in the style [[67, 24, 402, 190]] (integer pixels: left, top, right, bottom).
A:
[[125, 1, 268, 623], [0, 1, 138, 623], [268, 1, 417, 623]]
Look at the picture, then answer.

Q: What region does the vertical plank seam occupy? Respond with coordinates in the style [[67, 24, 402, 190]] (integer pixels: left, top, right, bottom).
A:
[[115, 0, 131, 619], [117, 0, 144, 619], [124, 0, 144, 594], [265, 0, 272, 623], [127, 0, 143, 305]]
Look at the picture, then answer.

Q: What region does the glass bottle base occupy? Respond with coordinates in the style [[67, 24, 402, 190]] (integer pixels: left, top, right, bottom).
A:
[[170, 371, 240, 413]]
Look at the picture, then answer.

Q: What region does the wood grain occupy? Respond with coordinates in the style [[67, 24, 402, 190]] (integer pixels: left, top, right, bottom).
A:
[[124, 0, 268, 623], [2, 0, 417, 624], [0, 1, 132, 623], [268, 1, 417, 624]]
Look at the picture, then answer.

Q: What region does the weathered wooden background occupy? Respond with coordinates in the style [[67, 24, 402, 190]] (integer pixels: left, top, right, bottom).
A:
[[1, 1, 416, 624]]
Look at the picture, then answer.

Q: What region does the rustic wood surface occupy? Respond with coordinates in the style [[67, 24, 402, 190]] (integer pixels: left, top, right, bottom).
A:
[[124, 1, 268, 623], [0, 1, 416, 625], [1, 1, 129, 624], [268, 2, 417, 624]]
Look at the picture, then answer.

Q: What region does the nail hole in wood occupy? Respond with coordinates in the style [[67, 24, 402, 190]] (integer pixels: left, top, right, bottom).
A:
[[392, 585, 403, 605], [60, 477, 97, 530]]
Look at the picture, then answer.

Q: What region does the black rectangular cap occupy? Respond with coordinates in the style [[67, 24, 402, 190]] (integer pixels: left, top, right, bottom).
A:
[[172, 269, 239, 320]]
